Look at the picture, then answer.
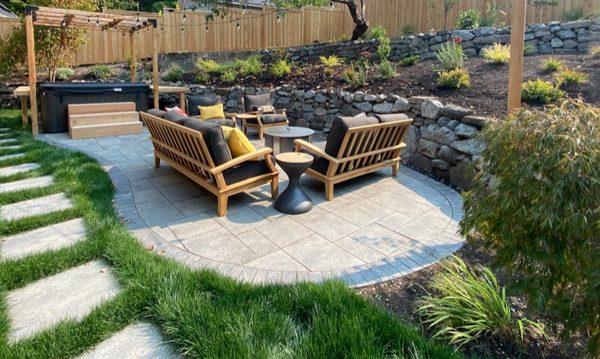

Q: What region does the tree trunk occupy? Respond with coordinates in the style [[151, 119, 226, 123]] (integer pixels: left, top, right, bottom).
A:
[[333, 0, 369, 41]]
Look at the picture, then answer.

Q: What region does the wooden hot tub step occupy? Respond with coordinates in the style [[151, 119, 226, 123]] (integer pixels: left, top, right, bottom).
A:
[[69, 111, 140, 127], [69, 121, 143, 139]]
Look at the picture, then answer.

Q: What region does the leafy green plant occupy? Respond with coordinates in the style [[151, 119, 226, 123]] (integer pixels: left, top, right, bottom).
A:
[[554, 68, 588, 86], [399, 55, 420, 67], [375, 60, 396, 79], [482, 43, 510, 64], [435, 40, 466, 71], [428, 0, 459, 30], [402, 25, 415, 35], [461, 100, 599, 355], [456, 9, 481, 29], [368, 25, 387, 40], [89, 64, 113, 80], [270, 59, 292, 78], [540, 57, 564, 72], [521, 79, 565, 104], [480, 3, 506, 27], [524, 44, 536, 56], [562, 6, 584, 21], [233, 55, 264, 77], [437, 68, 470, 89], [342, 62, 367, 87], [55, 68, 75, 81], [319, 55, 342, 67], [196, 59, 223, 75], [376, 36, 392, 61], [161, 64, 184, 82], [220, 68, 236, 83], [418, 257, 544, 347]]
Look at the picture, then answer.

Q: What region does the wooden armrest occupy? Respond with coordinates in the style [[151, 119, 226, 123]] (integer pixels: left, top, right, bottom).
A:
[[294, 139, 340, 164], [224, 112, 237, 118], [210, 147, 273, 174]]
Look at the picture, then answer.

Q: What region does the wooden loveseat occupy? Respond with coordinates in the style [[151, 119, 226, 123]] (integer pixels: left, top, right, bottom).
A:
[[295, 113, 413, 200], [140, 112, 279, 216]]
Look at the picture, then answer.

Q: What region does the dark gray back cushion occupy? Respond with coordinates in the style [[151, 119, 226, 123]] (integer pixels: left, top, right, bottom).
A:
[[183, 118, 232, 166], [164, 110, 188, 125], [374, 113, 410, 123], [187, 94, 221, 116], [148, 108, 166, 119], [324, 113, 378, 157], [243, 93, 272, 113]]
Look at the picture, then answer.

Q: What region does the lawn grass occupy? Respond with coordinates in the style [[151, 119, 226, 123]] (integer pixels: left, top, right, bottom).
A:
[[0, 110, 461, 358]]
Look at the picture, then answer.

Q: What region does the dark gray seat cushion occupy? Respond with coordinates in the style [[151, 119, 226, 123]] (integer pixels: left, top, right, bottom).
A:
[[243, 93, 272, 113], [223, 160, 270, 185], [183, 118, 232, 166], [148, 108, 166, 119], [324, 113, 376, 157], [260, 113, 287, 125], [164, 110, 188, 125], [204, 118, 237, 128], [374, 113, 410, 123], [187, 94, 221, 116]]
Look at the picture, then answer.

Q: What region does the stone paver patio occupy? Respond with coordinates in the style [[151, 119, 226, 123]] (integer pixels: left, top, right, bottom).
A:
[[41, 129, 464, 287]]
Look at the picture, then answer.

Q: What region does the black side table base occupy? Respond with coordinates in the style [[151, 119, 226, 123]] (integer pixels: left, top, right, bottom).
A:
[[274, 188, 313, 214]]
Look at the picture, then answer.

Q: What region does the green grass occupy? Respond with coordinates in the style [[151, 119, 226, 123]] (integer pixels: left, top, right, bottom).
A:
[[0, 110, 461, 358]]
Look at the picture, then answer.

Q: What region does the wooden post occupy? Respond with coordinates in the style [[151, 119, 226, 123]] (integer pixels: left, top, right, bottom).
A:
[[179, 92, 186, 113], [129, 31, 136, 82], [20, 97, 28, 126], [25, 14, 38, 136], [507, 0, 527, 114], [152, 25, 159, 109]]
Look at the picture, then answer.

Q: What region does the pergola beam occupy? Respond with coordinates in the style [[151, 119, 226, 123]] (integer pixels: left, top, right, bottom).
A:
[[25, 14, 38, 135], [507, 0, 527, 113]]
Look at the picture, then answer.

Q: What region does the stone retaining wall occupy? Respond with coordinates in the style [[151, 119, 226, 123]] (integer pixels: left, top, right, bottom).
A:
[[165, 85, 489, 190]]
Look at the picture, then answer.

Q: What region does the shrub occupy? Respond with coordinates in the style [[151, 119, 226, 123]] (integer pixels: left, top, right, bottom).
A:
[[554, 68, 588, 86], [196, 59, 223, 75], [375, 60, 396, 79], [461, 100, 600, 355], [521, 79, 565, 104], [342, 62, 367, 87], [55, 67, 74, 81], [233, 55, 264, 77], [402, 25, 415, 35], [319, 55, 342, 67], [418, 257, 544, 346], [437, 68, 470, 89], [480, 3, 506, 27], [562, 6, 584, 21], [540, 57, 564, 72], [524, 44, 536, 56], [368, 25, 387, 40], [89, 64, 112, 80], [195, 71, 210, 84], [161, 64, 184, 82], [481, 43, 510, 64], [399, 55, 420, 67], [590, 45, 600, 58], [456, 9, 481, 29], [270, 59, 291, 78], [435, 40, 466, 71], [220, 69, 236, 84], [376, 36, 392, 61]]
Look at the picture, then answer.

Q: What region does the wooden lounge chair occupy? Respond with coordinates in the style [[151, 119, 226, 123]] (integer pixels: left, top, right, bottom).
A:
[[294, 113, 413, 200], [140, 112, 279, 217], [240, 93, 289, 140]]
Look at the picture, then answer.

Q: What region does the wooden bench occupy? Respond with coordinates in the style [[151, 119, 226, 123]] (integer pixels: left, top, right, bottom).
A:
[[140, 112, 279, 217], [68, 102, 143, 139]]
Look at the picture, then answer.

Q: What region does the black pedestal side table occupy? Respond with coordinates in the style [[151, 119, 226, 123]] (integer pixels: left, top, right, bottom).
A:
[[273, 152, 314, 214]]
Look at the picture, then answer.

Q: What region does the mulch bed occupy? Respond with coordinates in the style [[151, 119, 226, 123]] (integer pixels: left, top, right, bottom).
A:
[[356, 240, 588, 358]]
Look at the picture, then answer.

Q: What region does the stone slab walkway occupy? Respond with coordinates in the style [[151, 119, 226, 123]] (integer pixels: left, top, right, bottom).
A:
[[0, 192, 73, 221], [6, 260, 121, 342], [0, 128, 9, 133], [0, 138, 17, 144], [0, 163, 39, 177], [0, 153, 25, 162], [0, 175, 54, 193], [78, 322, 180, 359], [1, 218, 86, 260], [0, 145, 22, 151], [41, 131, 465, 287]]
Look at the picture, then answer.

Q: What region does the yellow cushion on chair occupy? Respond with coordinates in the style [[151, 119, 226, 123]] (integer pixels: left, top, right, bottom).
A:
[[199, 103, 225, 120], [221, 126, 258, 160]]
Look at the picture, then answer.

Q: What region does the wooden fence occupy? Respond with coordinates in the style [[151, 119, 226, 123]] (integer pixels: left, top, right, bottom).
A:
[[0, 0, 597, 65]]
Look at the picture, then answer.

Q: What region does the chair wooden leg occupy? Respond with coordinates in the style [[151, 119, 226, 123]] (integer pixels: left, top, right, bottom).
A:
[[325, 181, 334, 201], [271, 175, 279, 199], [258, 127, 264, 140], [392, 162, 399, 177], [217, 195, 228, 217], [154, 155, 160, 168]]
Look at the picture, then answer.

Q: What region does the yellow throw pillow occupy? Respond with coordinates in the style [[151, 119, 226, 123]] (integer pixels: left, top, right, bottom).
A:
[[221, 127, 258, 160], [199, 103, 225, 120]]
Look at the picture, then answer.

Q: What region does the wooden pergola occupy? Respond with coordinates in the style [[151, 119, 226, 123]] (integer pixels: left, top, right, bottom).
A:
[[23, 6, 160, 135]]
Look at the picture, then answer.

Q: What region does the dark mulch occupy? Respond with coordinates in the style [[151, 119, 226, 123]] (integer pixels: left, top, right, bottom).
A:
[[357, 240, 588, 358]]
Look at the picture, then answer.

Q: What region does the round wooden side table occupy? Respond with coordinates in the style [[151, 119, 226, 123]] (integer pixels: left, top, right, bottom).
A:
[[273, 152, 314, 214], [264, 126, 315, 155]]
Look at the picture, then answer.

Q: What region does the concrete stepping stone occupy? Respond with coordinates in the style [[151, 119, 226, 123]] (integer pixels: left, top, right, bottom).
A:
[[0, 193, 73, 221], [1, 218, 85, 260], [0, 153, 25, 162], [0, 145, 22, 151], [0, 175, 54, 194], [6, 260, 121, 342], [78, 322, 180, 359], [0, 163, 39, 177], [0, 128, 9, 133], [0, 138, 17, 144]]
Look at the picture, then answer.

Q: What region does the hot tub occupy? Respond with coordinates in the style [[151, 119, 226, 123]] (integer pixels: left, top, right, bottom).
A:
[[39, 82, 150, 133]]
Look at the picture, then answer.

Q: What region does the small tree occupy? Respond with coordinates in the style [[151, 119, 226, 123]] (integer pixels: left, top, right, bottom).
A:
[[0, 0, 96, 81], [428, 0, 458, 30], [461, 100, 600, 355]]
